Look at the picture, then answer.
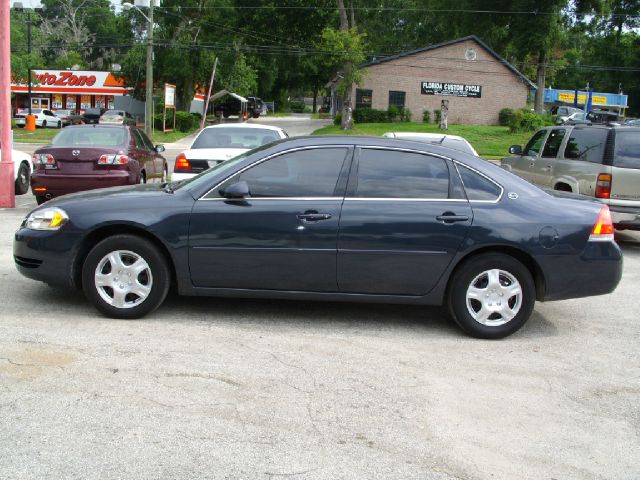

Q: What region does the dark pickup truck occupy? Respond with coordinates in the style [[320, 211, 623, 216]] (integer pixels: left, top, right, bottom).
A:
[[214, 96, 263, 119]]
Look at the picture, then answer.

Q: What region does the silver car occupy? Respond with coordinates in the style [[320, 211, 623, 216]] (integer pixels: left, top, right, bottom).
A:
[[501, 125, 640, 230]]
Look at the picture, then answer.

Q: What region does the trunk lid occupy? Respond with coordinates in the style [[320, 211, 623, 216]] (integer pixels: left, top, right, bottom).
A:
[[34, 146, 122, 175]]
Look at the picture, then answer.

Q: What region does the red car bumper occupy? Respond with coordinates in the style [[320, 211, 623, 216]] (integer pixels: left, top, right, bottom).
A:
[[31, 170, 134, 199]]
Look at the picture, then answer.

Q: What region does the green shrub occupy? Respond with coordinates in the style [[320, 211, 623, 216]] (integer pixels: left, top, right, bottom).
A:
[[499, 108, 515, 126], [289, 100, 306, 113], [387, 105, 400, 122], [333, 112, 342, 126], [153, 111, 199, 132], [353, 108, 388, 123], [422, 110, 431, 123], [401, 108, 412, 122], [509, 108, 546, 133], [434, 110, 442, 125]]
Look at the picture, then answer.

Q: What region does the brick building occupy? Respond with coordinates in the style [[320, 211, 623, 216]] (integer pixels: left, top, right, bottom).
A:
[[331, 35, 536, 125]]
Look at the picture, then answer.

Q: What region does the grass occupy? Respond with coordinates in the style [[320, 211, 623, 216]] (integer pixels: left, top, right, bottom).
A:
[[312, 122, 534, 159], [12, 127, 60, 144], [12, 126, 199, 145], [151, 127, 199, 144]]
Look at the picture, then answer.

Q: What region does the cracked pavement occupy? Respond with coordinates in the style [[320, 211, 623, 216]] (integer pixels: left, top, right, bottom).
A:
[[1, 197, 639, 480]]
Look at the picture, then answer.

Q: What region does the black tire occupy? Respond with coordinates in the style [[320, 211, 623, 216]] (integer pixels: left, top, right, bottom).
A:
[[42, 120, 47, 128], [447, 253, 535, 339], [81, 234, 170, 319], [57, 121, 62, 128], [14, 162, 30, 195], [35, 195, 48, 205], [252, 113, 260, 119], [139, 170, 146, 184]]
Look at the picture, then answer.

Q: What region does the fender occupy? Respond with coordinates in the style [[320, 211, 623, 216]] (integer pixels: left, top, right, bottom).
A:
[[552, 175, 579, 193]]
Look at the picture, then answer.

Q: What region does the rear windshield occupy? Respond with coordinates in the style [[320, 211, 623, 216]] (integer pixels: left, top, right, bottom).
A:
[[191, 127, 280, 149], [51, 127, 127, 147], [103, 110, 124, 116], [614, 132, 640, 169], [85, 109, 102, 115]]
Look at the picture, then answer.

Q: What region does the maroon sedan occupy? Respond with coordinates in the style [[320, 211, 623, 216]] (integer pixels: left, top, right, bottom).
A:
[[31, 125, 167, 205]]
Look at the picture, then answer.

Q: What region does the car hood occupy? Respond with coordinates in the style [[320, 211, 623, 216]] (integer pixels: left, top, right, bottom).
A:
[[183, 147, 249, 161]]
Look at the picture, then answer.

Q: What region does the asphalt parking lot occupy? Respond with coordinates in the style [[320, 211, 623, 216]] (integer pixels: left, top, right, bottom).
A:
[[1, 194, 639, 480]]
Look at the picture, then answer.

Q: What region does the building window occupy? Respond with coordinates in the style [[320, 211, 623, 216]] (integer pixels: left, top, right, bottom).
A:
[[356, 89, 372, 109], [388, 91, 406, 109]]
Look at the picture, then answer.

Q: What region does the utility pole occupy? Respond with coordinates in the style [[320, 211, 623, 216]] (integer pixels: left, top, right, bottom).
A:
[[1, 0, 15, 208], [145, 0, 154, 137], [26, 8, 31, 114], [200, 57, 218, 130]]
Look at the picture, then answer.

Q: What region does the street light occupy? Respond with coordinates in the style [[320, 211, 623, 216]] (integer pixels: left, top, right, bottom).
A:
[[122, 0, 159, 137]]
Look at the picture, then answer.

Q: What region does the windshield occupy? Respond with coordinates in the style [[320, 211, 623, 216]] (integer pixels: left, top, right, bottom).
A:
[[51, 127, 127, 147], [191, 127, 280, 150], [614, 132, 640, 169], [85, 109, 102, 115]]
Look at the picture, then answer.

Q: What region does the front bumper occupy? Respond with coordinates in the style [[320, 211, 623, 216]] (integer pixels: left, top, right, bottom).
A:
[[610, 206, 640, 231], [538, 239, 623, 301], [13, 227, 80, 288], [31, 170, 133, 198]]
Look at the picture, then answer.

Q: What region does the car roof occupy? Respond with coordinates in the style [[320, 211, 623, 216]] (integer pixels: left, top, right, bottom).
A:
[[202, 123, 284, 132]]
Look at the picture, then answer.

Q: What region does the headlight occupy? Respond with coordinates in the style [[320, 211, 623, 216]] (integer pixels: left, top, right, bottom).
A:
[[24, 207, 69, 231]]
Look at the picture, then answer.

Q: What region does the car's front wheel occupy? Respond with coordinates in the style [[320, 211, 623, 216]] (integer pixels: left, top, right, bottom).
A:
[[447, 254, 535, 339], [82, 235, 170, 319], [41, 120, 47, 128]]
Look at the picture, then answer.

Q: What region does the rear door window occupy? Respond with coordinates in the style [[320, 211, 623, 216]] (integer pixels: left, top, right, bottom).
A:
[[457, 165, 502, 201], [352, 149, 449, 199], [542, 129, 566, 158], [132, 129, 147, 149], [563, 128, 607, 163], [613, 132, 640, 169]]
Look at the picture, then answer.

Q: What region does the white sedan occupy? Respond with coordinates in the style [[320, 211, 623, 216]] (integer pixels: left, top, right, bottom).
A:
[[14, 108, 62, 129], [382, 132, 479, 157], [0, 147, 32, 194], [172, 123, 288, 180]]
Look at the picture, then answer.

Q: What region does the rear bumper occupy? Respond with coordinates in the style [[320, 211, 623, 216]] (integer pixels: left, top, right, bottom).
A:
[[610, 206, 640, 231], [538, 240, 623, 301], [31, 170, 133, 198]]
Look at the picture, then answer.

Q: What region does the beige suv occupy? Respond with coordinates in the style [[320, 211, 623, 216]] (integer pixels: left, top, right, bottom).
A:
[[502, 125, 640, 230]]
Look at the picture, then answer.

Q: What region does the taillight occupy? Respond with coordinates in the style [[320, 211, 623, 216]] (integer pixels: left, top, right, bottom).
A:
[[174, 153, 191, 172], [98, 154, 129, 165], [595, 173, 612, 199], [590, 205, 615, 241], [33, 153, 57, 169]]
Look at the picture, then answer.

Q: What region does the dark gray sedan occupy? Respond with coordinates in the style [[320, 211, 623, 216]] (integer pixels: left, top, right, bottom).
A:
[[13, 136, 622, 338]]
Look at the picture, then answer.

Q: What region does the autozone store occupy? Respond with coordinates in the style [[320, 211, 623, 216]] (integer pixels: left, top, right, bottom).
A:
[[11, 69, 130, 113]]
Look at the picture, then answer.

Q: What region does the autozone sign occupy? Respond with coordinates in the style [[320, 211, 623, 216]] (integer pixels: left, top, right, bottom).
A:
[[11, 69, 129, 95], [35, 71, 97, 87]]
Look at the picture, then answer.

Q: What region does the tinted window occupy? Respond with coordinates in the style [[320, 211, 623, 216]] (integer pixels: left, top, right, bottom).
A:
[[132, 129, 146, 149], [354, 149, 449, 199], [388, 91, 406, 108], [138, 129, 155, 150], [614, 132, 640, 169], [542, 129, 566, 158], [192, 127, 280, 149], [563, 128, 607, 163], [51, 127, 126, 147], [457, 165, 502, 201], [524, 130, 547, 157], [220, 148, 347, 198], [355, 89, 372, 109]]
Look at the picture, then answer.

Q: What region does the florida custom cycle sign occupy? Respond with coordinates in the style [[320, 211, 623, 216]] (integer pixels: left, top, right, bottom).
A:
[[421, 81, 482, 98]]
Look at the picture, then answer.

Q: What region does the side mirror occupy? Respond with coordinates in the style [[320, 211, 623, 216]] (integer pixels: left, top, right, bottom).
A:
[[221, 181, 249, 199], [155, 144, 165, 153], [509, 145, 523, 155]]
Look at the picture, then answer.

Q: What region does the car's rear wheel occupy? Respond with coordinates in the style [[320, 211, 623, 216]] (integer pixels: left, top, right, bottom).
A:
[[35, 195, 47, 205], [41, 120, 47, 128], [57, 121, 61, 128], [447, 254, 535, 339], [14, 163, 30, 195], [82, 235, 170, 319]]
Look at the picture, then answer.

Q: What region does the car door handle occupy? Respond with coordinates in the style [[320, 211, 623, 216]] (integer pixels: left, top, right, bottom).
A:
[[297, 212, 332, 222], [436, 213, 469, 223]]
